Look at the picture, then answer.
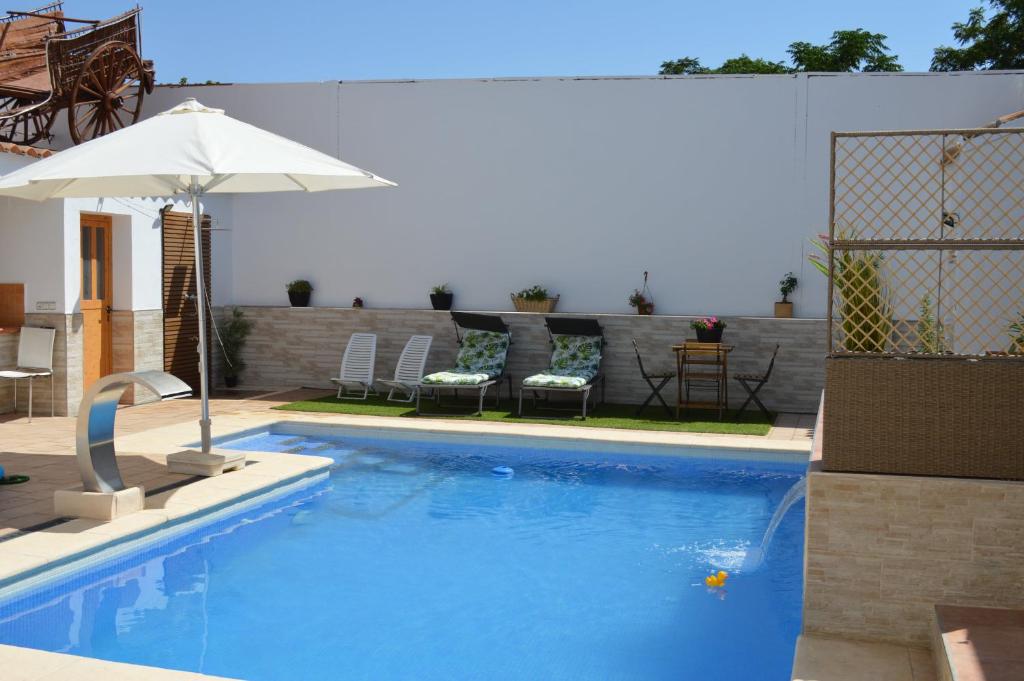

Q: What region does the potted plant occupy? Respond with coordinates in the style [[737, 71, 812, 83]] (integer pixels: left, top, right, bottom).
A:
[[691, 316, 726, 343], [352, 297, 364, 309], [775, 272, 798, 318], [511, 285, 559, 313], [286, 279, 313, 307], [809, 230, 892, 353], [628, 271, 655, 315], [430, 283, 453, 310], [219, 307, 253, 388], [1009, 313, 1024, 354]]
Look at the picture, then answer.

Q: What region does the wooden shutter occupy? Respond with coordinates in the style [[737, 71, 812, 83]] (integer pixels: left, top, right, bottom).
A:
[[162, 208, 212, 393]]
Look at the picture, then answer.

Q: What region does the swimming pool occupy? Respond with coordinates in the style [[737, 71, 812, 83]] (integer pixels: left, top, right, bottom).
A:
[[0, 425, 806, 680]]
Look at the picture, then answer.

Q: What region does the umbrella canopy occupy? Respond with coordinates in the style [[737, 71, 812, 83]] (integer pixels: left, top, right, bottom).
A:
[[0, 98, 395, 199], [0, 98, 395, 456]]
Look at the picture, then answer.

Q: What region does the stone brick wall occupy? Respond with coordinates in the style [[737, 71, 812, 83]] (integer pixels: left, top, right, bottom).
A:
[[804, 468, 1024, 646], [229, 307, 825, 412], [0, 333, 16, 410], [111, 310, 164, 405]]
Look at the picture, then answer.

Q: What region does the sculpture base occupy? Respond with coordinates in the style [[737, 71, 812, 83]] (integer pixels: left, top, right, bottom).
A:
[[166, 449, 246, 477], [54, 486, 145, 521]]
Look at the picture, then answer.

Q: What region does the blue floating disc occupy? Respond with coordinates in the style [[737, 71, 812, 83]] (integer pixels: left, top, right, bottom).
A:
[[492, 465, 514, 477]]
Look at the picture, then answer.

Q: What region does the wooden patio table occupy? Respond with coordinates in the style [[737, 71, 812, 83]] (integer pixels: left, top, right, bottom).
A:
[[672, 341, 734, 420]]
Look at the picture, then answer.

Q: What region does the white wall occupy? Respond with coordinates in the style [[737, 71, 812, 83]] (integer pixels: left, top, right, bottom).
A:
[[100, 72, 1024, 316], [60, 197, 192, 313], [0, 189, 191, 314]]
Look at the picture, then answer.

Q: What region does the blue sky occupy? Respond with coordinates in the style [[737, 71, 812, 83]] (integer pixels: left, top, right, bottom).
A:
[[90, 0, 976, 82]]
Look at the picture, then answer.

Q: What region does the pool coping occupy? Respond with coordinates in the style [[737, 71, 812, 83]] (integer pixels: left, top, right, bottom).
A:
[[0, 642, 243, 680], [203, 411, 813, 454], [245, 419, 811, 464]]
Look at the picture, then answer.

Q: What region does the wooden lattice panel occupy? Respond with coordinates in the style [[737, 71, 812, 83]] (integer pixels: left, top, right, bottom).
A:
[[829, 129, 1024, 358]]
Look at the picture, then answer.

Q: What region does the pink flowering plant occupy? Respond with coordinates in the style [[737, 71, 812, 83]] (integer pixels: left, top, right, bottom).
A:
[[690, 316, 726, 331]]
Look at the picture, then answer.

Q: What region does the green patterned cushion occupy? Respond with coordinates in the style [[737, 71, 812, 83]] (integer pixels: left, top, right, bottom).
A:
[[522, 334, 602, 389], [522, 373, 589, 389], [421, 330, 509, 385], [421, 371, 492, 386]]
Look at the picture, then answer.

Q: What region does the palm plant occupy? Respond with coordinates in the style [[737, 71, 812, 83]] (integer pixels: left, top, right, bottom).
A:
[[220, 307, 254, 383], [809, 228, 893, 353], [916, 294, 946, 354], [1009, 313, 1024, 354]]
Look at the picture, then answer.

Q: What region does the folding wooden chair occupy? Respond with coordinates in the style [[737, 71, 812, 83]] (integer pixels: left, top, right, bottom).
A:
[[631, 338, 673, 417], [734, 344, 780, 420], [678, 341, 728, 421]]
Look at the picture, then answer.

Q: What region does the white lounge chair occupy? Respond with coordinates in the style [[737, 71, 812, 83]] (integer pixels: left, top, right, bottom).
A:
[[376, 335, 433, 402], [0, 326, 56, 422], [330, 333, 377, 399]]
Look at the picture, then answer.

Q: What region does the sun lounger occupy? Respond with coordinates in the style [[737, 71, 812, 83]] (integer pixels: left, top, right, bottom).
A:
[[417, 312, 511, 416], [518, 317, 605, 419], [330, 332, 377, 399], [376, 334, 433, 402]]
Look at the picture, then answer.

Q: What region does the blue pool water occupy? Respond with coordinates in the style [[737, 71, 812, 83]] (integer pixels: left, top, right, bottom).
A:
[[0, 427, 806, 680]]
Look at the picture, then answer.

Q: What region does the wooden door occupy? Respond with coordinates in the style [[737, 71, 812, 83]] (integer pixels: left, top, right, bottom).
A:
[[81, 214, 113, 392], [162, 208, 211, 393]]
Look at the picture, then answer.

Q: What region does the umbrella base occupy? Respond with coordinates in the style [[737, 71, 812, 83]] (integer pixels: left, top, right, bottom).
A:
[[166, 449, 246, 477]]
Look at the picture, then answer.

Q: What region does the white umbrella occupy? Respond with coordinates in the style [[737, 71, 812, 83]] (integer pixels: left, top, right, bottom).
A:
[[0, 98, 395, 455]]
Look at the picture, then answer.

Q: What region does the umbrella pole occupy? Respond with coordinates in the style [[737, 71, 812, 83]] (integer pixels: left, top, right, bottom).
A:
[[191, 179, 212, 454]]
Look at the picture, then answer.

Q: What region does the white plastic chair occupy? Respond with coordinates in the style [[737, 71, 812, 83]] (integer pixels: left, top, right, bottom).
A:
[[0, 326, 56, 422], [330, 333, 377, 400], [377, 335, 433, 402]]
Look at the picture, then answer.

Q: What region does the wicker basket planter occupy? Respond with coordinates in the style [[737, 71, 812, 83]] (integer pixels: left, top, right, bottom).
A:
[[511, 294, 559, 313], [823, 356, 1024, 480]]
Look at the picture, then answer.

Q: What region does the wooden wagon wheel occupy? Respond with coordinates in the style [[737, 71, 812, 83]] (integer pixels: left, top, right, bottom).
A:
[[0, 97, 56, 145], [68, 41, 145, 145]]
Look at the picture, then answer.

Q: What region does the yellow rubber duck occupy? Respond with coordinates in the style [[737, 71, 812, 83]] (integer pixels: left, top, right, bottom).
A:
[[704, 570, 729, 588]]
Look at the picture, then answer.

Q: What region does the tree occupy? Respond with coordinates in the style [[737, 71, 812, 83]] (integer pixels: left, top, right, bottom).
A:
[[788, 29, 902, 72], [931, 0, 1024, 71], [659, 54, 788, 75], [716, 55, 790, 74], [659, 29, 902, 75], [659, 57, 709, 75]]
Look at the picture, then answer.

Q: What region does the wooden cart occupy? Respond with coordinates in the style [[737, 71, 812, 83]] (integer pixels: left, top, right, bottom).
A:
[[0, 2, 154, 146]]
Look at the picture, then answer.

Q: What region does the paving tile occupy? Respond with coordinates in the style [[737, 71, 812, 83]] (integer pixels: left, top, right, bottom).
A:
[[791, 634, 925, 681]]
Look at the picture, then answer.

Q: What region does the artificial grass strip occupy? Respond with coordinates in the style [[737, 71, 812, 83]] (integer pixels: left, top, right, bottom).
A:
[[273, 394, 772, 436]]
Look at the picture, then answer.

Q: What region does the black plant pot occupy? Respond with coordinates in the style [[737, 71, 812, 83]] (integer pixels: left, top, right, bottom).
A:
[[430, 292, 454, 310], [695, 327, 724, 343], [288, 290, 311, 307], [224, 375, 239, 388]]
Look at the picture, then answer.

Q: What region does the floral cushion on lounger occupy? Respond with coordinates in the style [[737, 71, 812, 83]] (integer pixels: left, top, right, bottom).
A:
[[421, 330, 510, 385], [522, 334, 602, 389]]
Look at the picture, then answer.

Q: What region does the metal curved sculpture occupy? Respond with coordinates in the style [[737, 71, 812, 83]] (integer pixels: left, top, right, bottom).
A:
[[75, 370, 191, 493]]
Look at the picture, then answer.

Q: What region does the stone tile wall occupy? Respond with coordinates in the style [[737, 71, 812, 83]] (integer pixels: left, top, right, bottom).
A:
[[0, 334, 16, 410], [804, 468, 1024, 646], [228, 307, 826, 412], [111, 310, 164, 405]]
